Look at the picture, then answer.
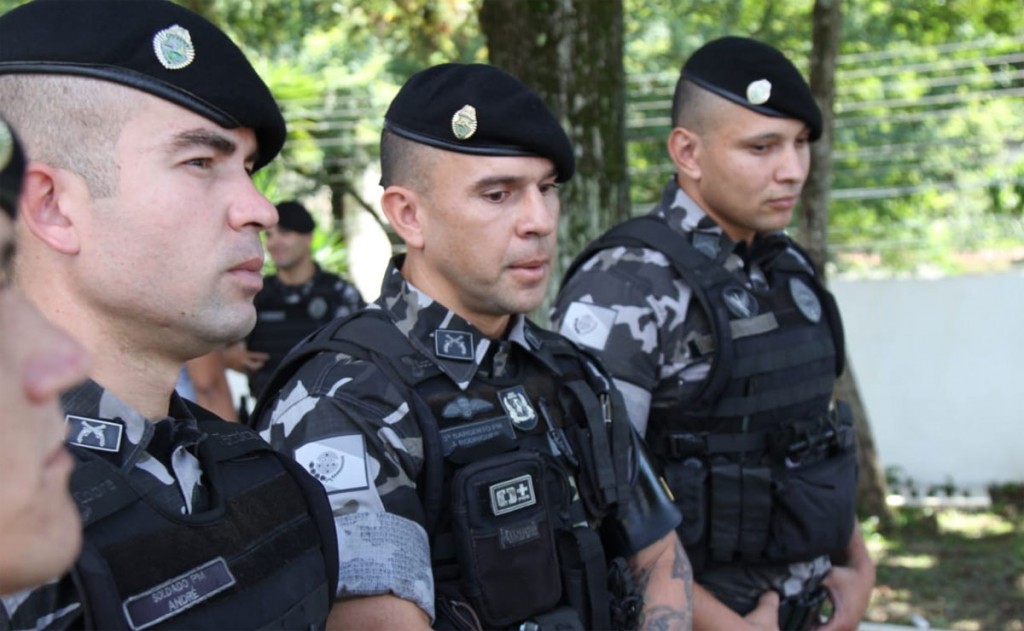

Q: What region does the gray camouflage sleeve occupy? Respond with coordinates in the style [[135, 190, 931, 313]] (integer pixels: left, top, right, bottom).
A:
[[258, 353, 435, 621]]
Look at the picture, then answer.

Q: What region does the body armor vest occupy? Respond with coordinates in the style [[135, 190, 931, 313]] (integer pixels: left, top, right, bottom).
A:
[[68, 409, 338, 631], [254, 310, 647, 630], [247, 274, 349, 396], [565, 216, 857, 569]]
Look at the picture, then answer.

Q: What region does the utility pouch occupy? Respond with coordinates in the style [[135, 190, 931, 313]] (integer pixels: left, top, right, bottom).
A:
[[451, 451, 563, 627], [765, 446, 857, 562], [661, 457, 708, 548]]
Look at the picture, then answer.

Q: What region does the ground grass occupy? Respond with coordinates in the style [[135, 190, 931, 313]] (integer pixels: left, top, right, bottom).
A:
[[863, 490, 1024, 630]]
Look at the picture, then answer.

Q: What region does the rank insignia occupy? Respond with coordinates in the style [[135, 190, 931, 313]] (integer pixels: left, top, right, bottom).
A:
[[434, 329, 474, 361], [746, 78, 772, 105], [722, 286, 758, 319], [789, 277, 822, 323], [489, 473, 536, 516], [153, 24, 195, 70], [442, 396, 495, 420], [65, 415, 124, 453], [499, 386, 538, 432], [451, 104, 478, 140]]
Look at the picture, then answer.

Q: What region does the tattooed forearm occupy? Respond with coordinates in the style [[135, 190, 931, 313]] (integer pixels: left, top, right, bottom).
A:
[[672, 538, 695, 611], [638, 605, 691, 631]]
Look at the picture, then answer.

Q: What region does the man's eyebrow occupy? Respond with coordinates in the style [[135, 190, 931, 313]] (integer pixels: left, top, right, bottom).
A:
[[168, 128, 262, 166], [472, 168, 559, 190]]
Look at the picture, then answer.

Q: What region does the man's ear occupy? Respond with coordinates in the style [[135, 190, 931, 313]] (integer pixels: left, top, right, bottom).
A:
[[380, 185, 425, 250], [667, 127, 702, 181], [18, 162, 83, 255]]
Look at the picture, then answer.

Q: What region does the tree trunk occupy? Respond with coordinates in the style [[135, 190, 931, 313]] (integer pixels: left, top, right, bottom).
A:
[[801, 0, 892, 526], [480, 0, 629, 325]]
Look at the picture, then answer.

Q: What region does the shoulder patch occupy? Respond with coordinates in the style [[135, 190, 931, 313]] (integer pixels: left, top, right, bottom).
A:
[[558, 301, 617, 351]]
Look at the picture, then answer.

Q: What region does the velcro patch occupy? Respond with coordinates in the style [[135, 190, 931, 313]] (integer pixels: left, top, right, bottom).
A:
[[122, 557, 236, 630], [489, 474, 536, 516], [559, 301, 616, 351]]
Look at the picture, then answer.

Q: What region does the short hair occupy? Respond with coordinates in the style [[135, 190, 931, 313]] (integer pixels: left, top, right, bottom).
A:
[[670, 77, 723, 135], [0, 75, 140, 198], [379, 127, 433, 191]]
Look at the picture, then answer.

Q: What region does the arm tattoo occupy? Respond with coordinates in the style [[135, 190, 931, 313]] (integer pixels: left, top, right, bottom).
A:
[[673, 539, 695, 609], [639, 605, 691, 631], [634, 540, 695, 631]]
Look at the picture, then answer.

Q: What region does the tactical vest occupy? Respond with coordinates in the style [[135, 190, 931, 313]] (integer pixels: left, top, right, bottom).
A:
[[68, 409, 339, 631], [247, 274, 349, 396], [253, 310, 649, 631], [564, 216, 857, 570]]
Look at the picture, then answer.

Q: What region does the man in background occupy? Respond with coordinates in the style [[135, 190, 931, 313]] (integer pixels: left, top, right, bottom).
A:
[[554, 37, 874, 631], [226, 199, 364, 402]]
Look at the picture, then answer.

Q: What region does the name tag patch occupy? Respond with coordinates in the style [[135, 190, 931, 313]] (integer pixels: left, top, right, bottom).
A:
[[122, 557, 236, 630], [65, 415, 124, 453], [489, 473, 536, 516], [439, 415, 515, 457]]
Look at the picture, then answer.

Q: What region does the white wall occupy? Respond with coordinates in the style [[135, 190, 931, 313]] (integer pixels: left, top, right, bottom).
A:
[[831, 270, 1024, 488]]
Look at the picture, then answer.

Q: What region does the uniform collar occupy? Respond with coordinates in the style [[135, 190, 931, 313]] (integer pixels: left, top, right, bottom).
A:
[[375, 255, 535, 390], [61, 379, 200, 470], [657, 178, 748, 269]]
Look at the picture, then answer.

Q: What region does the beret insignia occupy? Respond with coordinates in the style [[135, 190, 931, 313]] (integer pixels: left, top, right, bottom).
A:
[[0, 121, 11, 172], [451, 104, 478, 141], [746, 79, 772, 105], [153, 25, 195, 71]]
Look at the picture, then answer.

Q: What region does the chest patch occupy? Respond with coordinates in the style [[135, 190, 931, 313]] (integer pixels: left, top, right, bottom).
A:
[[122, 556, 236, 630], [489, 473, 537, 516]]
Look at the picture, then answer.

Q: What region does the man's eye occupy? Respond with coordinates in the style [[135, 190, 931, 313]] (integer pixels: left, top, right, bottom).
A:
[[484, 190, 509, 203], [186, 157, 213, 169]]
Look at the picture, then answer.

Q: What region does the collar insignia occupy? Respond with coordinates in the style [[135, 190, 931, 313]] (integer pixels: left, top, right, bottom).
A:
[[153, 25, 195, 70], [451, 104, 478, 140], [434, 328, 474, 361], [746, 78, 772, 105], [65, 414, 124, 453]]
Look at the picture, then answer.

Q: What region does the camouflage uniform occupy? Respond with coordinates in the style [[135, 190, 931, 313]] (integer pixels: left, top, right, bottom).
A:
[[1, 380, 208, 629], [553, 179, 833, 613], [256, 256, 680, 623]]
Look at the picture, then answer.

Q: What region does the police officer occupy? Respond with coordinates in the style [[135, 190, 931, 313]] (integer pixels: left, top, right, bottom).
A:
[[225, 200, 365, 400], [254, 63, 693, 630], [0, 1, 337, 628], [0, 117, 90, 595], [553, 37, 875, 631]]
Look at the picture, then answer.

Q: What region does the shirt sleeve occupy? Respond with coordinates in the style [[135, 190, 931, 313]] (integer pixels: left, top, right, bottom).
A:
[[1, 577, 83, 630], [553, 246, 700, 431], [257, 352, 435, 621]]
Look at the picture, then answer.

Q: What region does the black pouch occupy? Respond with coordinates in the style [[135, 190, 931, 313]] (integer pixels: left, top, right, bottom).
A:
[[764, 447, 858, 562], [661, 457, 708, 548], [451, 451, 563, 627]]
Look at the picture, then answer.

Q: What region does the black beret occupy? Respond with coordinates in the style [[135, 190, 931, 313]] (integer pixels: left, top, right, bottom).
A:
[[0, 0, 285, 171], [0, 117, 26, 218], [384, 63, 575, 182], [275, 200, 315, 234], [681, 36, 822, 141]]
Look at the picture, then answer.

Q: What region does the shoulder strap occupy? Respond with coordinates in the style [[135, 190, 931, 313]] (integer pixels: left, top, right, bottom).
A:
[[563, 216, 737, 407]]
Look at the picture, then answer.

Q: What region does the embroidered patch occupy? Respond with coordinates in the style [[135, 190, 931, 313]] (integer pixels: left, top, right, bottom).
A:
[[558, 301, 616, 351], [434, 329, 474, 361], [65, 415, 124, 453], [295, 435, 369, 492], [122, 557, 236, 630], [442, 396, 495, 420], [722, 286, 759, 319], [789, 277, 822, 323], [439, 415, 516, 457], [489, 473, 536, 516], [498, 386, 538, 432], [307, 296, 328, 319], [499, 518, 542, 549]]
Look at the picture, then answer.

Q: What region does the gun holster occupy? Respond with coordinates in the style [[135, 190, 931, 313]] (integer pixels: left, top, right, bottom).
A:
[[778, 585, 828, 631]]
